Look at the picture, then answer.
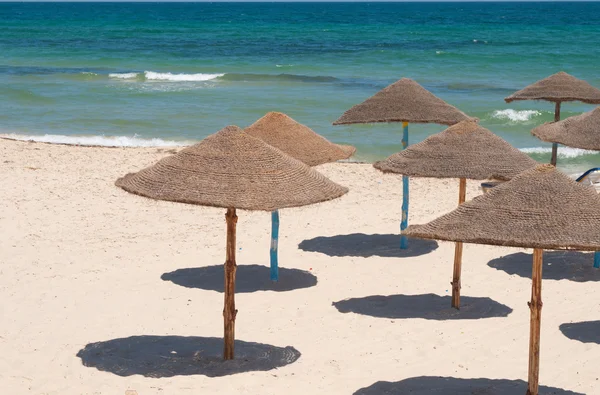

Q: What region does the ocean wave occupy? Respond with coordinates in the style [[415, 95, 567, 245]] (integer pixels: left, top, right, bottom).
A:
[[109, 72, 139, 79], [144, 71, 224, 81], [521, 147, 598, 159], [0, 133, 191, 147], [492, 109, 541, 122], [107, 71, 224, 82]]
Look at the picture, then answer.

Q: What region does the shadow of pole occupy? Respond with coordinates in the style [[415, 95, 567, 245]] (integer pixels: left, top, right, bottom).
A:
[[354, 377, 583, 394], [161, 264, 317, 293], [298, 234, 438, 258], [488, 251, 600, 282], [76, 335, 301, 378], [333, 294, 512, 320], [560, 320, 600, 344]]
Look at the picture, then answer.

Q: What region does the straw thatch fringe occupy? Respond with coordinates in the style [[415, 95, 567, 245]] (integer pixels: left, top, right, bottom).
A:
[[245, 112, 355, 166], [116, 125, 348, 211], [532, 107, 600, 150], [505, 72, 600, 104], [333, 78, 475, 126], [373, 121, 538, 180], [404, 164, 600, 251]]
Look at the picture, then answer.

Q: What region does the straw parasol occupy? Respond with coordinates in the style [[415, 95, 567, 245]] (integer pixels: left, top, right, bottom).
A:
[[404, 164, 600, 395], [245, 111, 356, 281], [333, 78, 474, 249], [532, 106, 600, 269], [532, 106, 600, 151], [116, 125, 348, 360], [505, 72, 600, 166], [246, 112, 355, 166], [374, 120, 538, 309]]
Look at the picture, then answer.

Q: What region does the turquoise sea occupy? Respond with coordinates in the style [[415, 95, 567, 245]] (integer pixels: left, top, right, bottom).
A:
[[1, 2, 600, 173]]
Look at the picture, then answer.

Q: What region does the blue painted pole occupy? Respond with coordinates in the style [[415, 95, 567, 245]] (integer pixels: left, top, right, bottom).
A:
[[400, 122, 409, 249], [594, 252, 600, 269], [270, 210, 280, 281]]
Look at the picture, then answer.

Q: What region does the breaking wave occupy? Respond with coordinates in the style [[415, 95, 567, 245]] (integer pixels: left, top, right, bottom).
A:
[[492, 109, 542, 122], [521, 146, 598, 159], [0, 133, 192, 147]]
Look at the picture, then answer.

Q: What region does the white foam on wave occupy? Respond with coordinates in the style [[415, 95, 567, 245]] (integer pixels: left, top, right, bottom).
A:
[[492, 109, 541, 122], [144, 71, 224, 82], [109, 72, 139, 79], [521, 146, 598, 159], [0, 133, 192, 148]]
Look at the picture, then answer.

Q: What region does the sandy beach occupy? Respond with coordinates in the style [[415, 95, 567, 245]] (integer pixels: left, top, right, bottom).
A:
[[1, 137, 599, 395]]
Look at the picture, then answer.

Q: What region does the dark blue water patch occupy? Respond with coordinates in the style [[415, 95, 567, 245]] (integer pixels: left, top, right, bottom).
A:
[[220, 73, 338, 83], [0, 65, 112, 76]]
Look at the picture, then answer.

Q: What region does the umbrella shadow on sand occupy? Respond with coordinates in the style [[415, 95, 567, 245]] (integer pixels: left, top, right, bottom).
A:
[[76, 335, 300, 378], [354, 377, 583, 394], [488, 251, 600, 282], [333, 294, 512, 320], [560, 320, 600, 344], [298, 234, 438, 258], [161, 264, 317, 293]]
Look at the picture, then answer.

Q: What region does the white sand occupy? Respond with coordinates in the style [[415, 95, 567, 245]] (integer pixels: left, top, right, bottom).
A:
[[1, 138, 598, 394]]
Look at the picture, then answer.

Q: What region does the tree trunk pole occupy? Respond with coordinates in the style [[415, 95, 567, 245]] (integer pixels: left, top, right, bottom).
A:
[[400, 121, 410, 249], [223, 207, 238, 360], [451, 178, 467, 309], [526, 248, 544, 395], [550, 102, 561, 166]]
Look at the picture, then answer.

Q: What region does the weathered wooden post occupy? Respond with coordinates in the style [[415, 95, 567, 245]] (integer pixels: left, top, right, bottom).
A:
[[400, 121, 409, 249], [451, 178, 467, 309], [270, 210, 280, 281], [527, 249, 544, 395], [223, 207, 238, 360]]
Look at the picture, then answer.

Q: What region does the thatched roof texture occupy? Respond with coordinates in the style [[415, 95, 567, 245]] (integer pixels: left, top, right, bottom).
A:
[[245, 112, 355, 166], [403, 165, 600, 251], [116, 125, 348, 211], [505, 72, 600, 104], [373, 121, 538, 180], [532, 107, 600, 151], [333, 78, 474, 126]]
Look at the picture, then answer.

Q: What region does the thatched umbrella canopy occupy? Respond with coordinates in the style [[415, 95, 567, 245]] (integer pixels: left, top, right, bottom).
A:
[[333, 78, 474, 249], [532, 106, 600, 151], [246, 112, 355, 166], [374, 121, 537, 180], [505, 72, 600, 166], [116, 125, 348, 360], [404, 164, 600, 395], [245, 111, 355, 281], [374, 120, 538, 309], [333, 78, 473, 126]]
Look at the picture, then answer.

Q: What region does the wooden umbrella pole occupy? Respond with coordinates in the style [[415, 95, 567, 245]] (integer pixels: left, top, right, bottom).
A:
[[400, 121, 410, 249], [451, 178, 467, 309], [550, 102, 561, 166], [526, 248, 544, 395], [270, 210, 280, 281], [223, 207, 238, 360]]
